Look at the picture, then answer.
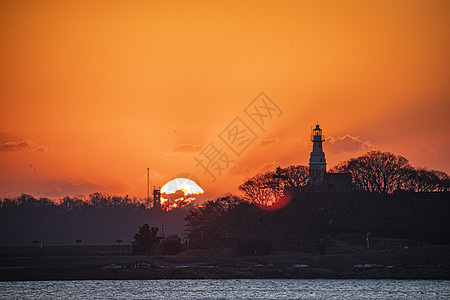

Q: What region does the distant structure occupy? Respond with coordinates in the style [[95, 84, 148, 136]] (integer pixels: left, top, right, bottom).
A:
[[308, 124, 352, 192], [153, 187, 162, 210], [309, 124, 327, 184], [147, 168, 150, 204]]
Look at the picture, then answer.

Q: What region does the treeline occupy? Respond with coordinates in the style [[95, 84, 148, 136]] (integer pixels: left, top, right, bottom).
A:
[[0, 193, 186, 246], [238, 151, 450, 206], [0, 193, 148, 211]]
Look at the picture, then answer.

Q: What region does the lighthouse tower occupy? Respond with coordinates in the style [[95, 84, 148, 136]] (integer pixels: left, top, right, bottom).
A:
[[309, 124, 327, 184]]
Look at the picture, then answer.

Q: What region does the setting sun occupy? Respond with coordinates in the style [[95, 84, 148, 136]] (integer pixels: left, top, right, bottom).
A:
[[160, 177, 204, 210]]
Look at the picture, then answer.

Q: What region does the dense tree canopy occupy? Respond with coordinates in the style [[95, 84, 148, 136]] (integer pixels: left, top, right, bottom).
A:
[[184, 195, 250, 243], [131, 224, 160, 255]]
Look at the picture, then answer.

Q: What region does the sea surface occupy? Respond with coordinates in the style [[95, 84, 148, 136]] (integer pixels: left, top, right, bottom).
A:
[[1, 279, 449, 299]]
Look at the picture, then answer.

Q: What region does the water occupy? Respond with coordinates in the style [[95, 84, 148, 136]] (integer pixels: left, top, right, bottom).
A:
[[0, 279, 449, 299]]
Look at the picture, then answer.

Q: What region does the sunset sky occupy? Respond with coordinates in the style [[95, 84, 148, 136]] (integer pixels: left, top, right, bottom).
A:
[[1, 0, 449, 200]]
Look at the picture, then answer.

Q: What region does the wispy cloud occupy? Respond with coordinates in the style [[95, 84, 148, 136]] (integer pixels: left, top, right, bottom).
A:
[[326, 134, 376, 154], [259, 137, 279, 146], [169, 144, 202, 153]]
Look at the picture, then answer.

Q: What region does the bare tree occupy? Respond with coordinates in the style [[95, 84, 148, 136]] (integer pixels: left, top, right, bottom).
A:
[[274, 165, 309, 188], [238, 172, 280, 206], [434, 170, 450, 191], [330, 151, 413, 193], [239, 165, 309, 206], [403, 167, 450, 192]]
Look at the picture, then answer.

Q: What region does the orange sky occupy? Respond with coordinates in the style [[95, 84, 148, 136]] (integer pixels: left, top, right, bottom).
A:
[[1, 0, 449, 199]]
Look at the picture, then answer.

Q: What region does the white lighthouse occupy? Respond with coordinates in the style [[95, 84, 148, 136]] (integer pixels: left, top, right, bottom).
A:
[[309, 124, 326, 184]]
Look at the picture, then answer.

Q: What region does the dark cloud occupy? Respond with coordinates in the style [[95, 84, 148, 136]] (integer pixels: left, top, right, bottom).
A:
[[326, 135, 376, 154], [161, 189, 203, 208], [170, 144, 202, 153], [0, 140, 48, 153], [0, 140, 34, 152], [45, 181, 129, 198], [162, 189, 185, 202], [0, 140, 47, 153]]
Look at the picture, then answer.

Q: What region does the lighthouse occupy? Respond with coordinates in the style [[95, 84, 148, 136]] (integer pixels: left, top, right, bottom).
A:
[[309, 124, 326, 184]]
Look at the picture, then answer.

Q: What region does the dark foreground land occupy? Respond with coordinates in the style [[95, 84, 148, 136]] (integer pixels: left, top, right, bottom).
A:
[[2, 192, 449, 281], [1, 244, 449, 281]]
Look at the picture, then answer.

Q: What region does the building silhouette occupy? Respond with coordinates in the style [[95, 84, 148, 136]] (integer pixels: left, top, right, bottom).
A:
[[308, 124, 352, 192], [153, 188, 162, 210]]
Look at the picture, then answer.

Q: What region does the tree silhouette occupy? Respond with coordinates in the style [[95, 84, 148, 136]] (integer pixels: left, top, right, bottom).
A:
[[60, 196, 86, 211], [330, 151, 413, 193], [239, 165, 309, 206], [403, 167, 450, 192], [131, 224, 160, 255], [184, 195, 248, 243], [274, 165, 309, 188], [239, 172, 280, 206], [434, 170, 450, 191]]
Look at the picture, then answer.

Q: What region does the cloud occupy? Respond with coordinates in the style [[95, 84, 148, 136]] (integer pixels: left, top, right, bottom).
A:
[[161, 189, 205, 208], [0, 130, 47, 153], [44, 181, 129, 198], [259, 137, 279, 146], [162, 189, 186, 202], [169, 144, 202, 153], [0, 140, 47, 153], [326, 134, 376, 154]]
